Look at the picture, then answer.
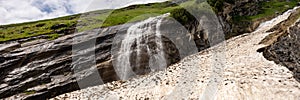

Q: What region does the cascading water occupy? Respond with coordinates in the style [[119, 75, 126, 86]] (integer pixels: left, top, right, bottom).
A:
[[115, 13, 170, 80]]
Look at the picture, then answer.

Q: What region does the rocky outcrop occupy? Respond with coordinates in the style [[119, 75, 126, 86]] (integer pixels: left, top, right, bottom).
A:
[[262, 20, 300, 82]]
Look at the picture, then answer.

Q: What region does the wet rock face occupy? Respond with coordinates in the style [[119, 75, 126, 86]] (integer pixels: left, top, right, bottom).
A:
[[120, 35, 181, 76], [262, 21, 300, 81], [0, 16, 212, 99]]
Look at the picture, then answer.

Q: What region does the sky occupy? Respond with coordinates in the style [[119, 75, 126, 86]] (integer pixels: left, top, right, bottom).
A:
[[0, 0, 167, 25]]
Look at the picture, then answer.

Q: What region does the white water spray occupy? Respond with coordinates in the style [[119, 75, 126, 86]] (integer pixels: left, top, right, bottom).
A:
[[115, 13, 170, 80]]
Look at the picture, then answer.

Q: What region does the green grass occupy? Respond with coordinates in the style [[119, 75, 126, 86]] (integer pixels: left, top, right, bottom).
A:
[[77, 0, 198, 31], [0, 0, 201, 42], [48, 33, 60, 40], [0, 17, 78, 42], [23, 90, 36, 95], [102, 7, 179, 27], [77, 6, 181, 31]]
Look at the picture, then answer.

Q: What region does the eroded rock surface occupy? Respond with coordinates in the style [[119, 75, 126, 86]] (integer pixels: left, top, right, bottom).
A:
[[0, 15, 217, 99]]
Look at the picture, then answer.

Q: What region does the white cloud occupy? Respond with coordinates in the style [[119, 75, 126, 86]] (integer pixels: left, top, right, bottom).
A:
[[0, 0, 167, 25]]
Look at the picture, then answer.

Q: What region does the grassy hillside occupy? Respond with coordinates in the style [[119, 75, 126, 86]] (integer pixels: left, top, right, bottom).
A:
[[0, 15, 79, 42], [0, 1, 193, 43], [1, 0, 299, 42]]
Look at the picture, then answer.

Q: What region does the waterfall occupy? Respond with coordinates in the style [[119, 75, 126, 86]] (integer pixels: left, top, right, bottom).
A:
[[115, 13, 170, 80]]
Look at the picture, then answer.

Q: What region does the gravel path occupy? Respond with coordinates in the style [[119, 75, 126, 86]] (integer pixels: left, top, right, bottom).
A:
[[51, 7, 300, 100]]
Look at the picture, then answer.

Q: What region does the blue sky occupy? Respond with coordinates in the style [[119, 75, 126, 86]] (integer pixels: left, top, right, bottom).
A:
[[0, 0, 167, 25]]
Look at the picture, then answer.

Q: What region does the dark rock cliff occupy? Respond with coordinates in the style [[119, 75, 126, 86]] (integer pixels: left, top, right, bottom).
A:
[[262, 20, 300, 82]]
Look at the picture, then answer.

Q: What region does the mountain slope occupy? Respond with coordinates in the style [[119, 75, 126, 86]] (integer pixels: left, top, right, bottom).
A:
[[0, 1, 213, 99], [52, 6, 300, 100], [1, 0, 300, 99]]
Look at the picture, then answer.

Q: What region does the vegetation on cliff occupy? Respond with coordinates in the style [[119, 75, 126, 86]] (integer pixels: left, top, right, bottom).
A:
[[207, 0, 300, 38], [232, 0, 300, 27]]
